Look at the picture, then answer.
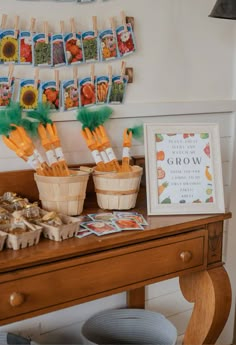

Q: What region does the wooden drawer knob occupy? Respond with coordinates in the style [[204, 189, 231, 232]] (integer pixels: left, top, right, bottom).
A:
[[9, 292, 24, 307], [180, 251, 192, 263]]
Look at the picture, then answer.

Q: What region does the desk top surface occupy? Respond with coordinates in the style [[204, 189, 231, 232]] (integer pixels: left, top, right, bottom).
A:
[[0, 207, 231, 274]]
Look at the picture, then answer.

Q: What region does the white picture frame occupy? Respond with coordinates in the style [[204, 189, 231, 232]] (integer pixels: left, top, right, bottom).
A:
[[144, 123, 225, 215]]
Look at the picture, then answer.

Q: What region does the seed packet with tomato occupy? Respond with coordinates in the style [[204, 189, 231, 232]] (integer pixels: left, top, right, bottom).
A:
[[116, 23, 136, 58], [112, 218, 144, 231], [79, 77, 96, 107], [18, 78, 40, 111], [32, 33, 52, 67], [40, 81, 60, 111], [82, 31, 99, 63], [61, 79, 79, 111], [0, 30, 19, 64], [64, 33, 84, 65], [99, 29, 118, 62], [0, 77, 15, 108], [52, 33, 66, 67], [108, 75, 128, 104], [96, 76, 109, 104], [19, 31, 33, 64]]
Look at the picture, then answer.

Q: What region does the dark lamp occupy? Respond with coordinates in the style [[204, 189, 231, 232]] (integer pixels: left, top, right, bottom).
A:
[[209, 0, 236, 19]]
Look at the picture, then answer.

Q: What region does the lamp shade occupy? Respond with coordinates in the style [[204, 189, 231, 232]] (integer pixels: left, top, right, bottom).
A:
[[209, 0, 236, 19]]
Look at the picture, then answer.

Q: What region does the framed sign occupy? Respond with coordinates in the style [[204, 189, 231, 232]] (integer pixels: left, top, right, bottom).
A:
[[144, 123, 225, 215]]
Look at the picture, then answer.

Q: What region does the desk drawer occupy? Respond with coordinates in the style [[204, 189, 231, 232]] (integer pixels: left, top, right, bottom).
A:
[[0, 229, 207, 323]]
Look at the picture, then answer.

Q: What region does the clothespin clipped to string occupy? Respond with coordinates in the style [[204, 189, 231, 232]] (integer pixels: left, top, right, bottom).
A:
[[34, 67, 39, 89], [14, 15, 19, 39], [92, 16, 98, 37], [70, 17, 76, 40], [8, 64, 14, 87], [30, 17, 36, 34], [120, 60, 126, 82], [109, 17, 116, 37], [60, 20, 65, 35], [55, 69, 60, 92], [44, 21, 49, 44], [120, 10, 127, 32], [90, 64, 95, 86], [1, 14, 7, 30], [73, 65, 78, 89], [108, 64, 112, 86]]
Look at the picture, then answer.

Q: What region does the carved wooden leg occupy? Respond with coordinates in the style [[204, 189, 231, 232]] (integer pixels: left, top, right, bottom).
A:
[[127, 286, 145, 308], [179, 266, 231, 345]]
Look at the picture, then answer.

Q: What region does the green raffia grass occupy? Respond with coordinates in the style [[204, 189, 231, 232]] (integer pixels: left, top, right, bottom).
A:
[[76, 105, 113, 130]]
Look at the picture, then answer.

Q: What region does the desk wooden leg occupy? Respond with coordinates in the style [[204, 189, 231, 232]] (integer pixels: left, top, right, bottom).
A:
[[127, 287, 145, 308], [179, 266, 231, 345]]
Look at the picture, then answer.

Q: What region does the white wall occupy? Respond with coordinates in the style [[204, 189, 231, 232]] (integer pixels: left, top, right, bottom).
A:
[[0, 1, 236, 344]]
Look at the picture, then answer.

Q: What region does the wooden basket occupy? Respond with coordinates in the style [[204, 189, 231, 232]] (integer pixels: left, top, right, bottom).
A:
[[39, 213, 80, 242], [93, 165, 143, 210], [34, 171, 89, 216]]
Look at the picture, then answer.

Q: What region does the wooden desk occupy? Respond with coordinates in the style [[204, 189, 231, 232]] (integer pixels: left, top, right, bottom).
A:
[[0, 211, 231, 345], [0, 168, 232, 345]]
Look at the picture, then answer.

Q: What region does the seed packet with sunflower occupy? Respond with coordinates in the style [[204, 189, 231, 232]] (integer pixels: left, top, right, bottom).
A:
[[116, 23, 136, 58], [18, 79, 40, 111], [0, 30, 19, 64], [32, 33, 52, 67], [52, 33, 66, 67], [99, 29, 118, 62], [19, 31, 33, 64], [61, 79, 79, 111], [0, 77, 15, 108], [82, 30, 99, 63], [64, 32, 84, 65], [40, 81, 60, 112], [108, 75, 128, 104], [80, 77, 96, 107], [96, 76, 109, 104]]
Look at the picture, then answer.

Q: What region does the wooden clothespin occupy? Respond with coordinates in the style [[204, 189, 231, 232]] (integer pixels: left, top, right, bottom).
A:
[[120, 11, 127, 31], [8, 64, 14, 87], [43, 21, 49, 44], [90, 64, 95, 85], [1, 14, 7, 30], [109, 17, 116, 37], [73, 65, 78, 89], [108, 64, 112, 86], [70, 17, 76, 40], [60, 20, 65, 35], [55, 70, 59, 91], [14, 16, 19, 39], [120, 60, 126, 82], [34, 67, 39, 89], [30, 17, 36, 33], [92, 16, 98, 37]]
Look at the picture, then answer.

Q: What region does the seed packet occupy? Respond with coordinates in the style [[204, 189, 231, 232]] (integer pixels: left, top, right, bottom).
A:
[[64, 33, 84, 65], [80, 77, 96, 107], [0, 30, 19, 63], [61, 79, 79, 111], [33, 33, 52, 67], [116, 23, 136, 58], [96, 76, 109, 104], [0, 77, 15, 107], [19, 31, 33, 64], [18, 78, 40, 110], [52, 33, 66, 67], [82, 30, 99, 63], [115, 213, 148, 226], [108, 75, 128, 104], [99, 29, 118, 61], [40, 80, 60, 111], [75, 228, 92, 238], [81, 221, 120, 236], [112, 218, 144, 231]]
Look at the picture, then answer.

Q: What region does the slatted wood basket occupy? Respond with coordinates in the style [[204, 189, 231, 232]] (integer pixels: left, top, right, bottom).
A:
[[93, 165, 143, 210], [34, 171, 90, 216]]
